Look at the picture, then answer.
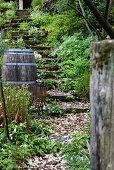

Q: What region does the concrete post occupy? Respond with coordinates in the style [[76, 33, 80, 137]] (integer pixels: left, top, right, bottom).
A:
[[90, 40, 114, 170]]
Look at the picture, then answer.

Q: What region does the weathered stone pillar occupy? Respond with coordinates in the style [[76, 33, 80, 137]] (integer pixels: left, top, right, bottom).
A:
[[90, 40, 114, 170], [19, 0, 23, 10]]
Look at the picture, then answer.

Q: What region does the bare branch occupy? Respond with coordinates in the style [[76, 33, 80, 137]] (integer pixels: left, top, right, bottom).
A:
[[78, 0, 96, 41], [83, 0, 114, 39], [67, 0, 102, 40]]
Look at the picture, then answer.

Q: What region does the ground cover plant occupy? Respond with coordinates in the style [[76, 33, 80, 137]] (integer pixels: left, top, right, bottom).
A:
[[0, 85, 31, 123], [51, 33, 92, 99], [0, 120, 62, 169], [62, 132, 90, 170], [62, 113, 90, 169]]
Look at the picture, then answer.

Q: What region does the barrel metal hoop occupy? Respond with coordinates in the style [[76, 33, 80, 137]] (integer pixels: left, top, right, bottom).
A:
[[6, 53, 34, 55], [6, 49, 34, 52], [3, 63, 36, 66], [2, 81, 36, 84]]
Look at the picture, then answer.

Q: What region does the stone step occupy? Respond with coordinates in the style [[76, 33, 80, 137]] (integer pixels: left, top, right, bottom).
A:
[[35, 49, 52, 57], [36, 64, 59, 71], [10, 30, 28, 36], [16, 10, 32, 15], [35, 58, 58, 64], [26, 45, 52, 50], [3, 22, 20, 28], [5, 18, 32, 24], [37, 70, 61, 79], [46, 102, 90, 114], [46, 90, 76, 102]]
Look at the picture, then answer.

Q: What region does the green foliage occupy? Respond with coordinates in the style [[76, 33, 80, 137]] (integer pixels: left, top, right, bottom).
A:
[[5, 10, 15, 20], [62, 132, 90, 169], [51, 33, 92, 98], [31, 9, 52, 26], [45, 12, 79, 44], [0, 2, 13, 10], [29, 120, 52, 136], [44, 104, 65, 116], [0, 85, 31, 123], [51, 33, 92, 60], [19, 22, 30, 31], [75, 72, 90, 99], [0, 120, 62, 169], [32, 0, 43, 8], [44, 79, 58, 90], [17, 37, 26, 48], [0, 31, 6, 57], [0, 16, 4, 27]]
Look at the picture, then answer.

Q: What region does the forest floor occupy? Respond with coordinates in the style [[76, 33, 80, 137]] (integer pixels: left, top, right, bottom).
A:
[[28, 103, 90, 170]]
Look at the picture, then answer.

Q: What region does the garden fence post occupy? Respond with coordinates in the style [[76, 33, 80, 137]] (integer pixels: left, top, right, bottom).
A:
[[90, 40, 114, 170], [0, 79, 10, 141]]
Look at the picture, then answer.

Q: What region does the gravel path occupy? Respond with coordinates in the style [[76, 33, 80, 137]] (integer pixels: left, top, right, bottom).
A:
[[28, 111, 89, 169]]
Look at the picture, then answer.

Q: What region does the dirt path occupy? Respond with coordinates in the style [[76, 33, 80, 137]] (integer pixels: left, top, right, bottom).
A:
[[28, 111, 89, 170]]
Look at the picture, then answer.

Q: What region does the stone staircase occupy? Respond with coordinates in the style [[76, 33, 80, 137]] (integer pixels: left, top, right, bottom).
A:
[[2, 9, 90, 114]]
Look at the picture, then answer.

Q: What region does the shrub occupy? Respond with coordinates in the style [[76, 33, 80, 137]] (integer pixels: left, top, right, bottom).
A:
[[45, 12, 80, 44], [0, 85, 31, 123], [0, 120, 62, 169], [62, 132, 90, 169], [31, 9, 52, 26], [31, 0, 43, 8], [5, 10, 15, 20], [75, 72, 90, 99], [50, 33, 92, 99], [0, 16, 4, 27], [0, 1, 16, 11], [44, 104, 65, 116], [17, 37, 26, 48], [0, 2, 12, 10], [19, 22, 30, 31]]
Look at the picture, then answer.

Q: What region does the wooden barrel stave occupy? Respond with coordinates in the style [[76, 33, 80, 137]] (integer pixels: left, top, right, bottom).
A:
[[2, 49, 36, 84]]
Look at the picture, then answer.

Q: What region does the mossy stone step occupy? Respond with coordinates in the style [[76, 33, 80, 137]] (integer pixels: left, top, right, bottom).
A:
[[48, 102, 90, 114], [37, 70, 61, 79], [16, 10, 32, 15], [10, 31, 28, 36], [47, 90, 75, 102], [35, 58, 58, 64], [5, 18, 32, 24], [26, 45, 52, 50], [35, 50, 52, 57], [36, 64, 59, 71], [3, 23, 20, 28]]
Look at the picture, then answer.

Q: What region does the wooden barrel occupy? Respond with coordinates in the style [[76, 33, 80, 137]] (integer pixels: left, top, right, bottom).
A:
[[2, 48, 36, 84]]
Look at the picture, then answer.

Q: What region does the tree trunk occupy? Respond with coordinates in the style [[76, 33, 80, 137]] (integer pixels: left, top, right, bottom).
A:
[[83, 0, 114, 39], [19, 0, 23, 10], [90, 40, 114, 169]]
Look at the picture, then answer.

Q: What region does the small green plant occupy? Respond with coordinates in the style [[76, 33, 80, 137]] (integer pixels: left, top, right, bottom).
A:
[[0, 120, 62, 169], [29, 120, 52, 136], [0, 16, 4, 27], [0, 2, 13, 10], [44, 79, 58, 90], [0, 85, 31, 123], [17, 37, 26, 48], [62, 132, 90, 169], [31, 0, 43, 8], [44, 104, 65, 116], [5, 10, 15, 20], [31, 9, 52, 26], [19, 22, 29, 31]]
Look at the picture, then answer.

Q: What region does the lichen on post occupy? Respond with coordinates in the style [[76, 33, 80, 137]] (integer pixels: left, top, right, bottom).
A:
[[90, 40, 114, 170]]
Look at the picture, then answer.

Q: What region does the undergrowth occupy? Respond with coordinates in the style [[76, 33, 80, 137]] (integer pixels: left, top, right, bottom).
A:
[[0, 120, 62, 169]]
